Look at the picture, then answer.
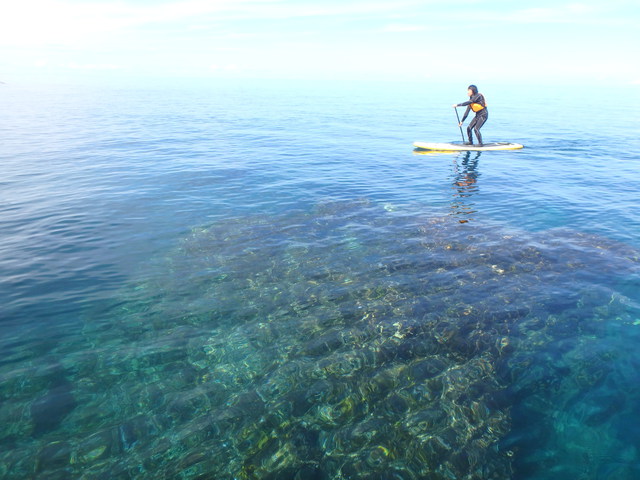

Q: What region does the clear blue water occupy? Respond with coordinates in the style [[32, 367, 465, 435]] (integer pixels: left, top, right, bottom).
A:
[[1, 80, 640, 479]]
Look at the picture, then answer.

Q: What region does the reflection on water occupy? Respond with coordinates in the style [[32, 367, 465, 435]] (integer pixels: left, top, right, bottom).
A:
[[1, 200, 639, 479], [450, 152, 481, 223]]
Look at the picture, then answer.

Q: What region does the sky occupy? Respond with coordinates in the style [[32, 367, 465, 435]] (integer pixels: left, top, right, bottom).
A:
[[1, 0, 639, 86]]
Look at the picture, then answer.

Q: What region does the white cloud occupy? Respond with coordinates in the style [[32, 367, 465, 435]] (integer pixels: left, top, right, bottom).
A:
[[67, 62, 122, 70], [0, 0, 258, 47], [0, 0, 431, 49], [493, 2, 632, 25], [209, 63, 240, 71], [510, 4, 595, 22], [252, 1, 427, 20], [382, 24, 426, 33]]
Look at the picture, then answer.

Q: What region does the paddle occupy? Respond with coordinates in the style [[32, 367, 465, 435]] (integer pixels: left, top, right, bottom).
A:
[[453, 107, 465, 143]]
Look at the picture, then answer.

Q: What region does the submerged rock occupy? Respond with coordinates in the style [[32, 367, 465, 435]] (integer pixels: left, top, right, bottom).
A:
[[4, 199, 639, 479], [30, 381, 76, 436]]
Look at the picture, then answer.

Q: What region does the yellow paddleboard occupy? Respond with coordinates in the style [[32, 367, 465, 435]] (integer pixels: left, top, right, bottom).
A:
[[413, 141, 524, 152]]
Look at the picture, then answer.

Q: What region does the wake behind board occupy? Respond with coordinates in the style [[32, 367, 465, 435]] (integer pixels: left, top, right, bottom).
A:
[[414, 141, 523, 152]]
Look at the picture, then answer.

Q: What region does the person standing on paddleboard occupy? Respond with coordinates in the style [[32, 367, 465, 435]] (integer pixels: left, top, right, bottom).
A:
[[453, 85, 488, 146]]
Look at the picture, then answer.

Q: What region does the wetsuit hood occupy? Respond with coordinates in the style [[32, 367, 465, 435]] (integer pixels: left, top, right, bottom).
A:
[[468, 85, 478, 95]]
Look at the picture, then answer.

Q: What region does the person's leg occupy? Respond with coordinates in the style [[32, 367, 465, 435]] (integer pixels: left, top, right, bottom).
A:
[[467, 117, 478, 144], [473, 113, 488, 146]]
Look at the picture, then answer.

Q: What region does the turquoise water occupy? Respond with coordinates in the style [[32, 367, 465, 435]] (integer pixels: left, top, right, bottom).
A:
[[1, 80, 640, 479]]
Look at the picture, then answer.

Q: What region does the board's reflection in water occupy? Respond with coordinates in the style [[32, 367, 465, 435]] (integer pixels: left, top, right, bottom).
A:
[[450, 151, 481, 223]]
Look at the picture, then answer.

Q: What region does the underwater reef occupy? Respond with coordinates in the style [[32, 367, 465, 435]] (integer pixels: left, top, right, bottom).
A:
[[1, 199, 639, 479]]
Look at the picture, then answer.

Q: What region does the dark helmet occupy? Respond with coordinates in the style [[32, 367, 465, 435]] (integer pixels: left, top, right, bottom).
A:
[[468, 85, 478, 95]]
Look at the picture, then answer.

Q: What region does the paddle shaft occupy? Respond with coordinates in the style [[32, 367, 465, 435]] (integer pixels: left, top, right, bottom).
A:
[[454, 107, 465, 142]]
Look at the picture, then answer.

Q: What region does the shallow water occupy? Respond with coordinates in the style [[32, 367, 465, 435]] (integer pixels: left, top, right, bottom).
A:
[[1, 80, 640, 479]]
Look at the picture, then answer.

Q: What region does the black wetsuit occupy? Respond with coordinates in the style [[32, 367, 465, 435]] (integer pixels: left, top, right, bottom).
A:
[[457, 93, 488, 145]]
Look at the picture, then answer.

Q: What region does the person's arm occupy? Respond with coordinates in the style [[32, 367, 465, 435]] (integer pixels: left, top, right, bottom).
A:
[[453, 100, 471, 124], [457, 93, 484, 108], [460, 105, 471, 123]]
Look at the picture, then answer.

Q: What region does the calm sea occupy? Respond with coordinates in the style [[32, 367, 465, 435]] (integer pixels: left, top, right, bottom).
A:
[[1, 80, 639, 479]]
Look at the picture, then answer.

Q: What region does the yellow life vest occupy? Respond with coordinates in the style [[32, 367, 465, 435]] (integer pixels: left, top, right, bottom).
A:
[[471, 102, 486, 112]]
